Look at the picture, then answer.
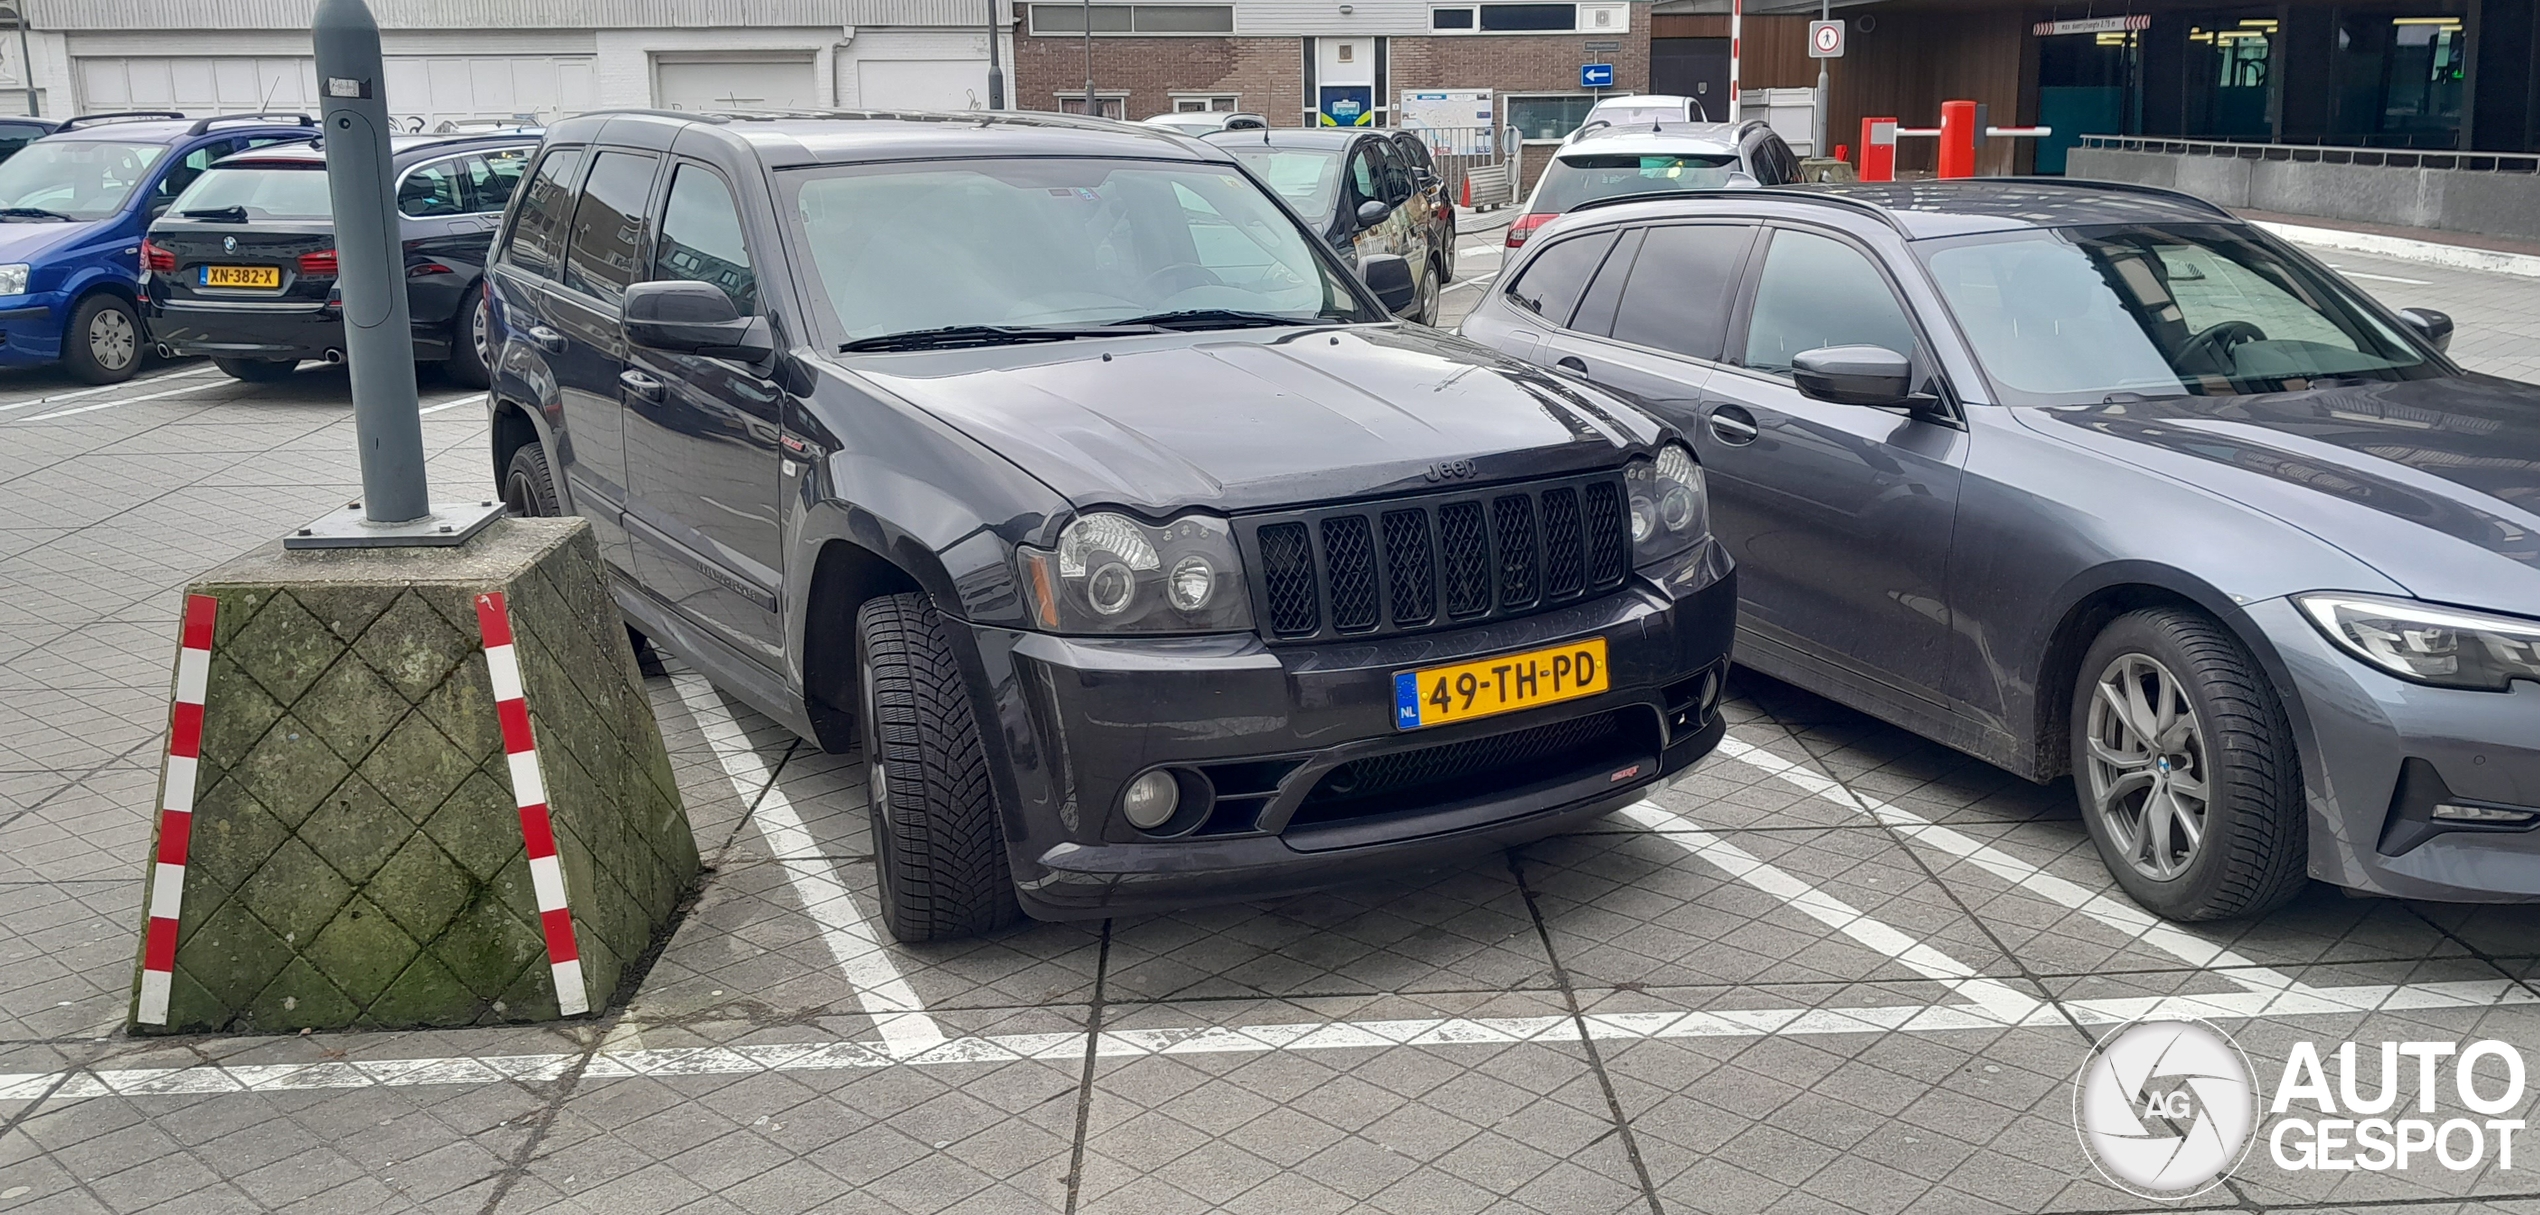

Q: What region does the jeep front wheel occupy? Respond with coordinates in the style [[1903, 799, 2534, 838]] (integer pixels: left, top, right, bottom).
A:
[[857, 592, 1021, 942]]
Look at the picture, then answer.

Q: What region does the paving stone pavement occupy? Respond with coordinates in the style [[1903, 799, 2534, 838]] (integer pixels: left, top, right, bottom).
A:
[[4, 234, 2540, 1215]]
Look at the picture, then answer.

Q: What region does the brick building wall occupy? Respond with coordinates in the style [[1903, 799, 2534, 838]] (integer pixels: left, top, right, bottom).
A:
[[1014, 2, 1654, 130]]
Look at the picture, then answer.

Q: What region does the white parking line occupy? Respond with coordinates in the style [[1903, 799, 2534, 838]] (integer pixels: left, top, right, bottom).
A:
[[419, 393, 482, 415], [0, 365, 223, 416], [14, 374, 241, 422], [1443, 272, 1500, 293], [666, 670, 948, 1056], [1711, 732, 2308, 994], [2326, 264, 2434, 285]]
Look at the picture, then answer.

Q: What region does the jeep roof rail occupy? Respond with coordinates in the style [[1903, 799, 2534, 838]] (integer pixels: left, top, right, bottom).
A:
[[57, 110, 188, 131], [190, 112, 317, 135], [1564, 185, 1910, 236]]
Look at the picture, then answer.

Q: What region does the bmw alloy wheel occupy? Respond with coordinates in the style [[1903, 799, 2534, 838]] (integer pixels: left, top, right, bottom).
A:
[[472, 297, 491, 367], [2084, 653, 2211, 881], [89, 307, 138, 372]]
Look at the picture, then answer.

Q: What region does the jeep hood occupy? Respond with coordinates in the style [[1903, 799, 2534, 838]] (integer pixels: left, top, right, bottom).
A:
[[2017, 374, 2540, 608], [845, 325, 1665, 514]]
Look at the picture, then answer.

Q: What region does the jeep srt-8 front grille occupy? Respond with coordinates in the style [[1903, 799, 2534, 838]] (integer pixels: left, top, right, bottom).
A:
[[1238, 472, 1632, 643]]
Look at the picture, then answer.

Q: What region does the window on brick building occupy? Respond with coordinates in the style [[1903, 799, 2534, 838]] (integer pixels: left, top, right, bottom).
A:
[[1056, 94, 1130, 119], [1029, 3, 1233, 33], [1173, 96, 1241, 113], [1478, 3, 1575, 30], [1431, 7, 1474, 28], [1508, 95, 1597, 141]]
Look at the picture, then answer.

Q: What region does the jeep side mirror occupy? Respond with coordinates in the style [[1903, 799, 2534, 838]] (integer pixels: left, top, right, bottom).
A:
[[1356, 199, 1390, 228], [624, 280, 773, 363], [2398, 307, 2454, 354], [1359, 253, 1418, 315], [1792, 345, 1914, 406]]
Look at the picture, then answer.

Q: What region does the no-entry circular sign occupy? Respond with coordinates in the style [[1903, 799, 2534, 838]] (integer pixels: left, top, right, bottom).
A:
[[1810, 19, 1845, 57]]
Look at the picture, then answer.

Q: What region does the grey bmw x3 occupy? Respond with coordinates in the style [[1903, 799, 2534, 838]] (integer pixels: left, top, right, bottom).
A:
[[1461, 180, 2540, 921], [483, 110, 1735, 940]]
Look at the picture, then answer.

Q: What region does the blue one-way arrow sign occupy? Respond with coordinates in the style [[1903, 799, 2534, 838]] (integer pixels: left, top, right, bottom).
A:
[[1581, 63, 1614, 88]]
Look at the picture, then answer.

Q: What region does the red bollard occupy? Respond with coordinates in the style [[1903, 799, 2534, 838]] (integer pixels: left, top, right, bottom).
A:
[[1860, 118, 1897, 182], [1937, 99, 1978, 179]]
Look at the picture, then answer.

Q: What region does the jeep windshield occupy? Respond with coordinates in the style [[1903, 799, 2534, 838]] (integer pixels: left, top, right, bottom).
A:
[[1919, 224, 2446, 405], [787, 158, 1381, 349], [0, 140, 170, 222]]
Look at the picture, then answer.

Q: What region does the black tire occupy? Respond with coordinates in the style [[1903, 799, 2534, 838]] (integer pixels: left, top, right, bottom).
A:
[[2071, 608, 2307, 921], [857, 592, 1021, 942], [501, 441, 560, 518], [63, 294, 143, 384], [1439, 223, 1457, 283], [1408, 260, 1442, 326], [443, 282, 491, 390], [212, 356, 298, 382]]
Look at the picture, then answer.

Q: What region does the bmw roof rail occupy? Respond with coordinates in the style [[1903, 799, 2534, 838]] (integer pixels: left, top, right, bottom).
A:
[[1564, 184, 1912, 236], [190, 112, 317, 135], [56, 110, 188, 131], [2047, 176, 2238, 219]]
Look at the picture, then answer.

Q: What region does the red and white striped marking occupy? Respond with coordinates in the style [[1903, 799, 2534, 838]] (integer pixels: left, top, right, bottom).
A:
[[476, 592, 589, 1016], [137, 594, 218, 1025]]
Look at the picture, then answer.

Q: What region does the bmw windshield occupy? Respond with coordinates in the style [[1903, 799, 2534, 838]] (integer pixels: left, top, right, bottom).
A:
[[0, 140, 169, 221], [787, 158, 1381, 348], [1531, 152, 1742, 213], [1920, 224, 2444, 405]]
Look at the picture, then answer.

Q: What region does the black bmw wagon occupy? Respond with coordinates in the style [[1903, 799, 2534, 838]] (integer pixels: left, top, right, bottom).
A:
[[484, 109, 1735, 940]]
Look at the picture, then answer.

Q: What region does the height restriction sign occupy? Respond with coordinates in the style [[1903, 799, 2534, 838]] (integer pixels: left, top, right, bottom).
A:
[[1809, 19, 1845, 57]]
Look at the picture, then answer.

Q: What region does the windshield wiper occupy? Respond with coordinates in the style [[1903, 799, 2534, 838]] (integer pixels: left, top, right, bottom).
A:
[[0, 206, 73, 222], [179, 205, 249, 222], [838, 323, 1161, 353], [1104, 309, 1320, 331]]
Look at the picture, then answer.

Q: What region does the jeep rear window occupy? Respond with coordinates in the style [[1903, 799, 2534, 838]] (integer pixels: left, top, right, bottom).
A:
[[787, 158, 1378, 343]]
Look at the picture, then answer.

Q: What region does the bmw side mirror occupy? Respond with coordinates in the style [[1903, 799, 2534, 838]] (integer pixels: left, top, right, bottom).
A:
[[1723, 171, 1761, 190], [2398, 307, 2454, 354], [1356, 199, 1390, 228], [1792, 345, 1914, 406], [1359, 253, 1418, 315], [624, 280, 774, 363]]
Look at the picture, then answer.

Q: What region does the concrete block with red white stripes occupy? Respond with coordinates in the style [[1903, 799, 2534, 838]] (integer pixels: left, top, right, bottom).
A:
[[127, 517, 699, 1034]]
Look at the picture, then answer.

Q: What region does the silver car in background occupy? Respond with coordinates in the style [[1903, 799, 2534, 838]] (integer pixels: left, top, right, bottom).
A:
[[1461, 180, 2540, 922]]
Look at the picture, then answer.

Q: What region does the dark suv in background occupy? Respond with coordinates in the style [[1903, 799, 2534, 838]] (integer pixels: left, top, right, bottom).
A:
[[143, 132, 536, 384], [485, 110, 1734, 940]]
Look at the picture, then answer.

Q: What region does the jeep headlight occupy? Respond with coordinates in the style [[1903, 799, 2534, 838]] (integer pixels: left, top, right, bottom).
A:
[[1625, 442, 1709, 565], [2297, 593, 2540, 691], [1018, 511, 1253, 633], [0, 263, 28, 296]]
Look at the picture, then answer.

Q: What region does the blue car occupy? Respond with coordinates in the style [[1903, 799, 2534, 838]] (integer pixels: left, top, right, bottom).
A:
[[0, 110, 318, 383]]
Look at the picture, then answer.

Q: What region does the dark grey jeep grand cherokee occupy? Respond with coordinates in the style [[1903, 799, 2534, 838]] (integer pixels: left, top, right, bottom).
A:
[[484, 110, 1734, 940]]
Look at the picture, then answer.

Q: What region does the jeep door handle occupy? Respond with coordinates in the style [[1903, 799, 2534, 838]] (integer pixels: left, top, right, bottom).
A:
[[1555, 356, 1589, 378], [619, 370, 664, 402], [1708, 403, 1760, 446], [526, 325, 566, 353]]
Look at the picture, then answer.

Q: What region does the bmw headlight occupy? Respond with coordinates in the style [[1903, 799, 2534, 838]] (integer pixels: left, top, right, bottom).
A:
[[1018, 512, 1254, 633], [1625, 442, 1709, 566], [0, 263, 28, 296], [2297, 593, 2540, 691]]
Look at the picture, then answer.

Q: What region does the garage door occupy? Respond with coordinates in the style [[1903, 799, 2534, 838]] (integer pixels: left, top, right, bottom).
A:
[[854, 60, 990, 111], [655, 57, 819, 112], [74, 55, 593, 129]]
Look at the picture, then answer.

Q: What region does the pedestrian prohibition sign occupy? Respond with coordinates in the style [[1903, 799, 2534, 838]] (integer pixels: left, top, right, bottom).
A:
[[1809, 19, 1845, 57]]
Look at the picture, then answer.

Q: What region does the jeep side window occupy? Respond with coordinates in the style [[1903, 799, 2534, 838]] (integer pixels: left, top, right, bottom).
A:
[[653, 164, 756, 316], [501, 146, 584, 278], [1503, 230, 1618, 328], [562, 150, 659, 305]]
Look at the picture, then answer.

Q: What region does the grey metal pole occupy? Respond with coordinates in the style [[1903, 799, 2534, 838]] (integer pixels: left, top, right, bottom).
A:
[[314, 0, 428, 525], [1813, 0, 1829, 158], [1082, 0, 1093, 117], [15, 2, 34, 119], [986, 0, 1004, 108]]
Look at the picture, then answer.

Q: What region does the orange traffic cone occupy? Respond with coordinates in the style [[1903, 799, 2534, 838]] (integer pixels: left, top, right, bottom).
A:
[[1460, 173, 1472, 208]]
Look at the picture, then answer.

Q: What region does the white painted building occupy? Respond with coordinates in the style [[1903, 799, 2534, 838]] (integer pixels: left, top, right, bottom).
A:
[[1, 0, 1014, 123]]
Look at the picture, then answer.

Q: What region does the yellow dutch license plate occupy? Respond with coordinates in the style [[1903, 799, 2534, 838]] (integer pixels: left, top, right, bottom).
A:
[[1393, 637, 1609, 730], [201, 265, 281, 289]]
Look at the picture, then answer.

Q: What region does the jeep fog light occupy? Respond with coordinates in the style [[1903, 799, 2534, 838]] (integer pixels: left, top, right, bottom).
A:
[[1122, 770, 1180, 829], [1168, 554, 1217, 611]]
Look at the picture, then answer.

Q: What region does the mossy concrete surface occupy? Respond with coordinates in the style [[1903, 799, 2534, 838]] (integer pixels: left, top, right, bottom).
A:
[[129, 518, 699, 1033]]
